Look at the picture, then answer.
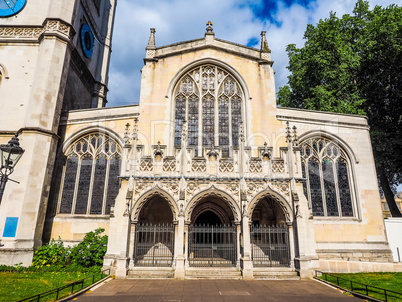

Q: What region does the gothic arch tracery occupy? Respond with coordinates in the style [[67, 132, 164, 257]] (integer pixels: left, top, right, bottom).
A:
[[170, 59, 248, 158], [131, 187, 178, 222], [185, 186, 241, 223], [57, 131, 122, 215], [299, 134, 357, 218], [248, 189, 293, 223]]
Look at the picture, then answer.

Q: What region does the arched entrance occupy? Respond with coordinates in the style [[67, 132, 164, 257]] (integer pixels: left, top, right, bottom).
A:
[[250, 197, 291, 267], [188, 197, 237, 267], [133, 196, 175, 267]]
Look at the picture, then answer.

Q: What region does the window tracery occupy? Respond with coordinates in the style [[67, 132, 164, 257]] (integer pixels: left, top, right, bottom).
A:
[[300, 138, 354, 217], [173, 65, 244, 157], [58, 133, 122, 215]]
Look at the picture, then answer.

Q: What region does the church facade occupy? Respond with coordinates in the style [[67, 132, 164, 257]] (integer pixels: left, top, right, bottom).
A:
[[0, 0, 398, 279]]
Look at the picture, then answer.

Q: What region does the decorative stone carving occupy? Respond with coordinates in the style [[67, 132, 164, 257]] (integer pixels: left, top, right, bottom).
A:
[[271, 160, 285, 173], [249, 159, 262, 173], [132, 187, 178, 221], [140, 158, 153, 171], [0, 19, 74, 41], [248, 191, 292, 223], [185, 188, 241, 222], [219, 159, 234, 172], [162, 158, 176, 172], [270, 181, 290, 196], [191, 159, 206, 172], [186, 179, 210, 200]]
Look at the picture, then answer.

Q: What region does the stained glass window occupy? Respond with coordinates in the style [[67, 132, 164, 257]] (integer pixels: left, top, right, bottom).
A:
[[188, 95, 199, 147], [106, 154, 121, 215], [75, 154, 92, 214], [309, 158, 323, 216], [322, 158, 338, 216], [301, 138, 354, 217], [337, 158, 353, 216], [59, 154, 78, 214], [219, 96, 229, 157], [203, 95, 215, 146], [231, 96, 241, 147], [90, 154, 107, 214], [173, 65, 244, 156], [58, 133, 122, 215], [174, 95, 186, 147]]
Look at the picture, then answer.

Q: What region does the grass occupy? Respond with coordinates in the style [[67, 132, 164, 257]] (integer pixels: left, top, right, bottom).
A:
[[319, 272, 402, 302], [0, 271, 104, 302]]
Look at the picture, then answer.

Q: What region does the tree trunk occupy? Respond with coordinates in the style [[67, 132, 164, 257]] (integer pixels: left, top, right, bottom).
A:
[[378, 167, 402, 217]]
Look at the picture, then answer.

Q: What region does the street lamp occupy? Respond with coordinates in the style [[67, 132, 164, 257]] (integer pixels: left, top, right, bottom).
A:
[[0, 133, 24, 205]]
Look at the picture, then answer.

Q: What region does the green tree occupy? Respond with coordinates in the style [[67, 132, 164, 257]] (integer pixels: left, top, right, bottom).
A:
[[278, 0, 402, 217]]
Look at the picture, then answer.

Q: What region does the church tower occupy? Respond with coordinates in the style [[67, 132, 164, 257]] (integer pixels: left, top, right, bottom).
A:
[[0, 0, 117, 265]]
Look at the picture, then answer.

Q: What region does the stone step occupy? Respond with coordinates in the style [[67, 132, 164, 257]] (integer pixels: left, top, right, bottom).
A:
[[185, 267, 242, 280], [253, 267, 300, 280], [127, 267, 175, 279]]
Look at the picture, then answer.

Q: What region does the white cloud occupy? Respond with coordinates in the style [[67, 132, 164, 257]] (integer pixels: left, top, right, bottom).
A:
[[107, 0, 400, 106]]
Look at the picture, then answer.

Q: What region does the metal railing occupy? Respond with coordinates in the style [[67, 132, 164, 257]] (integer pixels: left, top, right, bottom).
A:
[[315, 271, 402, 302], [18, 269, 110, 302], [188, 224, 237, 267], [134, 223, 175, 267], [250, 225, 290, 267]]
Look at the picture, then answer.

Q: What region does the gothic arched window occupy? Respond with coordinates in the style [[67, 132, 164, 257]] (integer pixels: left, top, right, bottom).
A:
[[173, 65, 244, 157], [58, 133, 122, 215], [300, 138, 354, 217]]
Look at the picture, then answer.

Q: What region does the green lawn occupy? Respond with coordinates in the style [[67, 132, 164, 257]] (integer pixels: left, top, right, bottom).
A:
[[319, 272, 402, 302], [0, 271, 102, 302]]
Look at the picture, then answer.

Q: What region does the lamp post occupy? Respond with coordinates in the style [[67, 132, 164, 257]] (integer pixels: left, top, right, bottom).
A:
[[0, 133, 25, 205]]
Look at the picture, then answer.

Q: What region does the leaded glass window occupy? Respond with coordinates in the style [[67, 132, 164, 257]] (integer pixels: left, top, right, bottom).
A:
[[58, 133, 122, 215], [202, 95, 214, 146], [219, 96, 229, 157], [300, 138, 354, 217], [173, 65, 244, 157]]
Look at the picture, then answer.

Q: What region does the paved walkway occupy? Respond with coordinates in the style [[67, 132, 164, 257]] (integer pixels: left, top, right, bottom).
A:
[[73, 279, 362, 302]]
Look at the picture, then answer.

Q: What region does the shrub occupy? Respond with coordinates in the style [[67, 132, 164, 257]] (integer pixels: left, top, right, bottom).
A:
[[32, 238, 70, 269], [70, 228, 108, 267]]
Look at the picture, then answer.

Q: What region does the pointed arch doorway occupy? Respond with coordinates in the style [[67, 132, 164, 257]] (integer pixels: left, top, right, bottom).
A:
[[250, 196, 291, 267], [133, 195, 175, 267], [188, 197, 237, 267]]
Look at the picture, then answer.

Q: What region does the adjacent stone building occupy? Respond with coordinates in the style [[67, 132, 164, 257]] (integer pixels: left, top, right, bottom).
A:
[[0, 0, 399, 279]]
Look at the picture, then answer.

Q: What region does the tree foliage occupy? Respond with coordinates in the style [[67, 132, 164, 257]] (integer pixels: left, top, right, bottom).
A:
[[278, 0, 402, 216], [32, 228, 108, 269]]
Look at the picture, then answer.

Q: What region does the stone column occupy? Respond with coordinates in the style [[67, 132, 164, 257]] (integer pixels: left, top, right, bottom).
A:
[[128, 222, 136, 269], [103, 179, 131, 278], [287, 222, 295, 270], [174, 212, 186, 279], [241, 214, 253, 279]]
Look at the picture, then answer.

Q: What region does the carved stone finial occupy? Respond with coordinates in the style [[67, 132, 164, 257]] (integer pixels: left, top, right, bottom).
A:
[[239, 122, 245, 144], [286, 121, 292, 143], [260, 31, 270, 52], [207, 143, 219, 158], [154, 141, 163, 157], [292, 125, 299, 147], [261, 142, 271, 159], [146, 28, 156, 50], [124, 123, 131, 145], [132, 117, 139, 141]]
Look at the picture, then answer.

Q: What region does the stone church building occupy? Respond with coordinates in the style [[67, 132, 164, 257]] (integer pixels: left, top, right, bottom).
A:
[[0, 0, 398, 279]]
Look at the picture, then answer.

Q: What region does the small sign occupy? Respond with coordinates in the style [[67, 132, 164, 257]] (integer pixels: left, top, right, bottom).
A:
[[3, 217, 18, 237]]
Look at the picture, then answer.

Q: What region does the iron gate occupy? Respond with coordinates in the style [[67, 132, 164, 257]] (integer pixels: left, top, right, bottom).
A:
[[134, 223, 174, 267], [188, 224, 237, 267], [250, 224, 290, 267]]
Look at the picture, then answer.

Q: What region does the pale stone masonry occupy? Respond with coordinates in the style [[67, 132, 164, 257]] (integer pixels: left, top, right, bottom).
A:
[[0, 2, 399, 279]]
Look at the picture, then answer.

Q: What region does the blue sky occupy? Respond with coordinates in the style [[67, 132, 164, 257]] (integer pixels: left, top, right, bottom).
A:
[[107, 0, 399, 107]]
